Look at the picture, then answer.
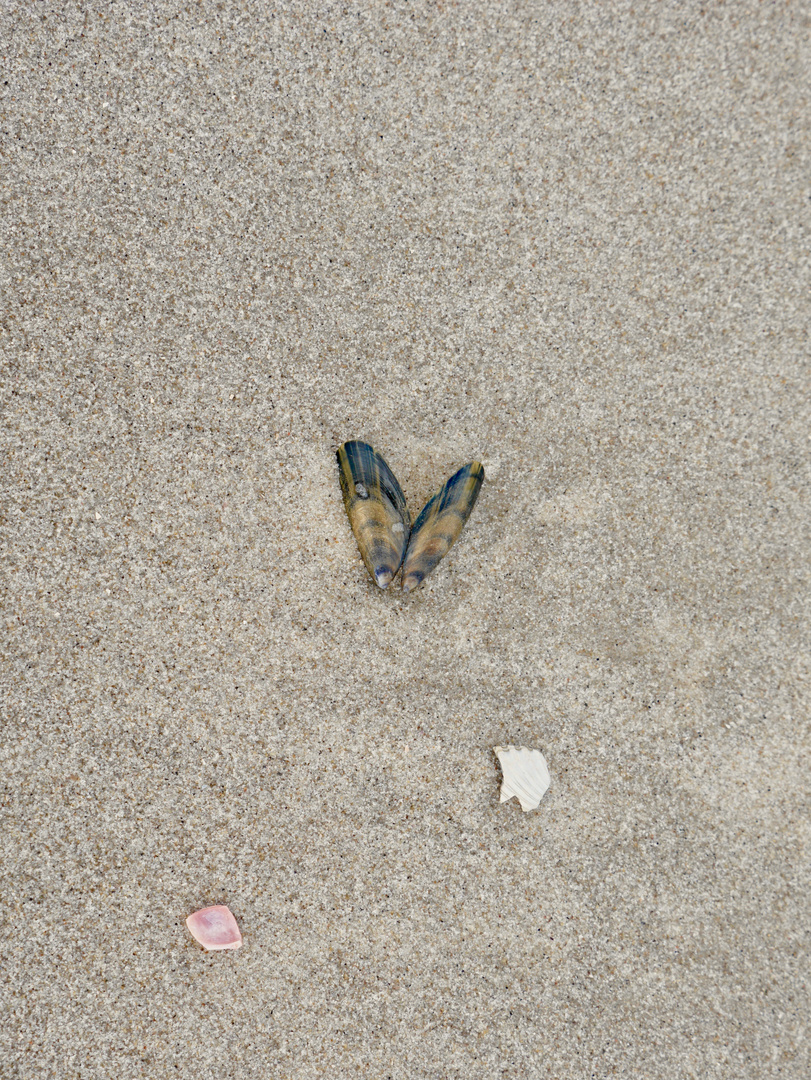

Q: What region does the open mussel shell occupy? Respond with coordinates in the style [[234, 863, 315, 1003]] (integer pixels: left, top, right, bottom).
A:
[[401, 461, 484, 592], [337, 440, 411, 588]]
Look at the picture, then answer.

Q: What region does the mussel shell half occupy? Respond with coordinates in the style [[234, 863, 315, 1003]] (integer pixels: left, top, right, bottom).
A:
[[337, 440, 411, 588], [401, 461, 484, 592]]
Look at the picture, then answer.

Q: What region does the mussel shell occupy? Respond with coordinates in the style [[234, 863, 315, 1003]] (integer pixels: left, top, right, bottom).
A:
[[401, 461, 484, 592], [337, 440, 411, 588]]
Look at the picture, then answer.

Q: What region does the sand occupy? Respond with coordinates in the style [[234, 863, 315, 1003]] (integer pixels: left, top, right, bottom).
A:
[[2, 2, 808, 1077]]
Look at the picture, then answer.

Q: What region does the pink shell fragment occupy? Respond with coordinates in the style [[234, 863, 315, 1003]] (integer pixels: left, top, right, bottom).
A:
[[186, 905, 242, 951]]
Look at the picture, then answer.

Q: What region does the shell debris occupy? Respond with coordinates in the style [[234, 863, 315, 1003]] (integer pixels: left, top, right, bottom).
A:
[[401, 461, 484, 593], [186, 905, 243, 951], [494, 745, 551, 812], [336, 441, 485, 591], [336, 440, 411, 589]]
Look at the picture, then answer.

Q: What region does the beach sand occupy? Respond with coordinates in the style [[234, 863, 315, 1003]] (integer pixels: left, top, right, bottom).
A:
[[2, 3, 808, 1077]]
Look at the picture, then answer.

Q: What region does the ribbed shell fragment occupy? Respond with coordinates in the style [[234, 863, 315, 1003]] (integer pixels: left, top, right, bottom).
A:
[[337, 440, 411, 588], [401, 461, 484, 592], [494, 745, 551, 812]]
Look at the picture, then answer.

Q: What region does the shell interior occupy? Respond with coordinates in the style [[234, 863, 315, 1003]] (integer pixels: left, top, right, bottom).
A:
[[185, 905, 243, 951]]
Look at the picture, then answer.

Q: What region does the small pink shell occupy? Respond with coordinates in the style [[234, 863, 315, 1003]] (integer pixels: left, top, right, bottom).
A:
[[186, 905, 242, 951]]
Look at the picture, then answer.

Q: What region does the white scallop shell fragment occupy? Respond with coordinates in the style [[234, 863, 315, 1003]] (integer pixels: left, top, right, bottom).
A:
[[494, 745, 551, 811]]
